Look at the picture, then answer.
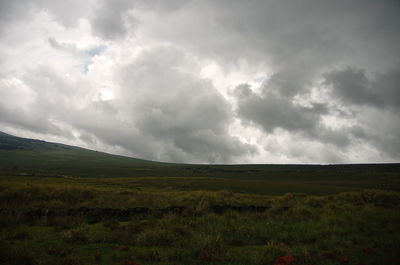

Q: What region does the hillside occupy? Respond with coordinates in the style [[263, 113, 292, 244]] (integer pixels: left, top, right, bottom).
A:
[[0, 131, 399, 194], [0, 131, 163, 177]]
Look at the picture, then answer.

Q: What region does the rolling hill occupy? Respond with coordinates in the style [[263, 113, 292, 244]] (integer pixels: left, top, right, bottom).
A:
[[0, 131, 399, 194], [0, 131, 164, 177]]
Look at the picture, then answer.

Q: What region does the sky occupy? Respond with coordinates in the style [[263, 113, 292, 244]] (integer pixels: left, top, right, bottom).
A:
[[0, 0, 399, 164]]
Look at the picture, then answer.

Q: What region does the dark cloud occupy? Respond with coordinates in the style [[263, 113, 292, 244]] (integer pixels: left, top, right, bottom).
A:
[[133, 0, 400, 70], [235, 70, 323, 133], [354, 109, 400, 159], [236, 89, 322, 133], [324, 66, 400, 109], [375, 68, 400, 109], [324, 67, 375, 106]]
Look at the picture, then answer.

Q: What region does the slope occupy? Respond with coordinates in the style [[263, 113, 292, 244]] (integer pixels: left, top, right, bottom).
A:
[[0, 131, 165, 177], [0, 131, 399, 194]]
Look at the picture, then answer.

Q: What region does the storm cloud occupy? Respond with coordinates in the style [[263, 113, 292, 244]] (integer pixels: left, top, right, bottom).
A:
[[0, 0, 399, 163], [324, 66, 400, 109]]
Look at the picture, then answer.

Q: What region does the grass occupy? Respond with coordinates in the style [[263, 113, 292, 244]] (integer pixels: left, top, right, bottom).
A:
[[1, 131, 400, 194], [0, 132, 399, 264], [0, 176, 399, 265]]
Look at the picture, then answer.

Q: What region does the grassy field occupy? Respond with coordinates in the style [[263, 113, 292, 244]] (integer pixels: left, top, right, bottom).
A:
[[0, 177, 399, 265], [1, 131, 400, 193], [0, 132, 399, 264]]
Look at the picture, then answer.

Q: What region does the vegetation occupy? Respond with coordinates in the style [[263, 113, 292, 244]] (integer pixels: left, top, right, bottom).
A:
[[0, 132, 399, 264], [0, 176, 399, 265], [1, 132, 399, 195]]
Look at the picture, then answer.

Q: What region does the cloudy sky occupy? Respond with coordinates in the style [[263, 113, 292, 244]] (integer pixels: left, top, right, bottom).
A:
[[0, 0, 399, 164]]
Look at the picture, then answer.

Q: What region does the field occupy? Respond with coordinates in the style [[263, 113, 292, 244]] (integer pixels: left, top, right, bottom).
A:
[[0, 132, 399, 265]]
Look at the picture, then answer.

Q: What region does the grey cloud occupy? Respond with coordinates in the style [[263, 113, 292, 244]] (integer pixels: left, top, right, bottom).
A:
[[2, 0, 399, 70], [49, 37, 106, 56], [1, 0, 126, 38], [72, 117, 158, 161], [1, 0, 399, 163], [234, 73, 354, 150], [133, 0, 399, 71], [233, 84, 253, 98], [375, 68, 400, 109], [48, 38, 83, 56], [0, 0, 33, 35], [0, 80, 71, 138], [0, 44, 256, 163], [0, 0, 90, 33], [89, 99, 118, 115], [173, 130, 252, 163], [324, 67, 380, 107], [262, 70, 312, 98], [90, 0, 136, 40], [34, 0, 91, 27], [88, 0, 189, 40], [235, 70, 326, 134], [78, 132, 97, 145], [235, 64, 400, 161], [0, 104, 66, 137], [286, 141, 345, 164], [354, 109, 400, 159], [48, 37, 106, 72], [113, 46, 257, 163], [237, 91, 322, 133], [324, 66, 400, 109], [0, 66, 86, 139]]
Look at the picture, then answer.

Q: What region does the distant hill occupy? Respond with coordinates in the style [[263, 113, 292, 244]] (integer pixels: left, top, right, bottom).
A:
[[0, 131, 164, 177], [0, 131, 399, 192], [0, 131, 63, 151]]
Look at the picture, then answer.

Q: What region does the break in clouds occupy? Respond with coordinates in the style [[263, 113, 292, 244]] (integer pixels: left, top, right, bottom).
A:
[[0, 0, 399, 164]]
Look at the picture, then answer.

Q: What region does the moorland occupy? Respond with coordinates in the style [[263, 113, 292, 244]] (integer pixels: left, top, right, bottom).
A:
[[0, 131, 399, 265]]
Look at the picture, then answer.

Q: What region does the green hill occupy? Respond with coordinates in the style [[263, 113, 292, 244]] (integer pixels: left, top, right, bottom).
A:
[[0, 131, 164, 177]]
